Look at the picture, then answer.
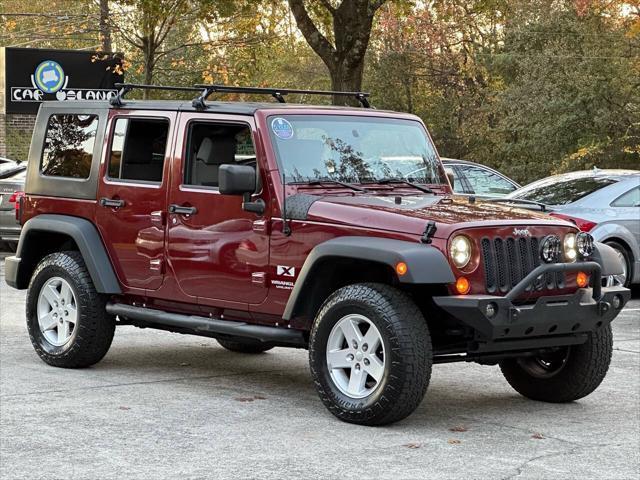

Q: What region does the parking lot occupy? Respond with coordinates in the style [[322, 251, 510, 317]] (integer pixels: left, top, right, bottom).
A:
[[0, 254, 638, 480]]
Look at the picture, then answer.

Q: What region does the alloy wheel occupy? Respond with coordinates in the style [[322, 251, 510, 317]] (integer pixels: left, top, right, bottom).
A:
[[37, 277, 78, 346]]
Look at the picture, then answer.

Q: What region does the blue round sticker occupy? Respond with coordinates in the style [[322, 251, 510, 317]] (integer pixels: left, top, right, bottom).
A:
[[34, 60, 65, 93], [271, 117, 294, 140]]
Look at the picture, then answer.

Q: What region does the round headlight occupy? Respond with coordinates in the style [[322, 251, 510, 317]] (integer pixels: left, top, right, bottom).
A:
[[540, 235, 561, 263], [450, 235, 472, 269], [576, 232, 594, 258], [563, 233, 577, 262]]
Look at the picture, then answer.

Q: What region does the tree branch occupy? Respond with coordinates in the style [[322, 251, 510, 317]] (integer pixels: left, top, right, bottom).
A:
[[288, 0, 336, 67]]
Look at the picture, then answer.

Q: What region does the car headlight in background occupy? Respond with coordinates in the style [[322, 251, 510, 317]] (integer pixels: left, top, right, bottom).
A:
[[450, 235, 472, 268], [563, 233, 577, 262], [576, 232, 595, 258]]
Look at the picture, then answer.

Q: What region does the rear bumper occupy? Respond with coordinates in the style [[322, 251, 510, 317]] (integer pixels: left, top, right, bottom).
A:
[[434, 261, 630, 353]]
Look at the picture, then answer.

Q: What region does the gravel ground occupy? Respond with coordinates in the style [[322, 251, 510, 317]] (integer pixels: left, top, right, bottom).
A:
[[1, 254, 638, 479]]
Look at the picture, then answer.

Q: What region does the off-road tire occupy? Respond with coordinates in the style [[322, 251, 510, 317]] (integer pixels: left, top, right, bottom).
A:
[[217, 338, 273, 354], [309, 283, 432, 426], [26, 251, 115, 368], [500, 324, 613, 402]]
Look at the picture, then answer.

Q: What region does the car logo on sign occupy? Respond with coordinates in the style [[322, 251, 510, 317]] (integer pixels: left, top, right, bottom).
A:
[[513, 227, 531, 237]]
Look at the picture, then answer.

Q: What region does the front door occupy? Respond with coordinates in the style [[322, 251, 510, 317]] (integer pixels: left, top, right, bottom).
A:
[[95, 111, 175, 291], [166, 114, 269, 306]]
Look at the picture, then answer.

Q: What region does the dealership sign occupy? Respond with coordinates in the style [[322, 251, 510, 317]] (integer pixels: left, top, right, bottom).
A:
[[1, 47, 124, 114]]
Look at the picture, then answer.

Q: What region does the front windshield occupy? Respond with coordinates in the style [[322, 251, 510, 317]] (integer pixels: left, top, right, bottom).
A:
[[268, 115, 445, 185]]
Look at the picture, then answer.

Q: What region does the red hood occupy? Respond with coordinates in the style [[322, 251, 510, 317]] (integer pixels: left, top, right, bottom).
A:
[[304, 194, 573, 238]]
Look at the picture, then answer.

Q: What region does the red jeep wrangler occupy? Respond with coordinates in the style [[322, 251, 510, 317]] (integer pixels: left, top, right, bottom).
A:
[[5, 84, 630, 425]]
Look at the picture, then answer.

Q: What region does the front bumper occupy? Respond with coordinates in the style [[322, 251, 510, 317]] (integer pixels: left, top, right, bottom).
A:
[[434, 261, 630, 353]]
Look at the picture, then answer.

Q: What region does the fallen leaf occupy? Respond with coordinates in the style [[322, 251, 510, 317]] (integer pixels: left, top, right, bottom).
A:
[[448, 439, 461, 444], [253, 395, 267, 400], [118, 406, 131, 410], [234, 397, 255, 402], [402, 442, 422, 449], [449, 425, 468, 432], [531, 433, 544, 440], [180, 362, 190, 367]]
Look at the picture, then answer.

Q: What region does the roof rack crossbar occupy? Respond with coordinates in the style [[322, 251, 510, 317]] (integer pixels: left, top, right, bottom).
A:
[[110, 83, 202, 107], [191, 84, 372, 109]]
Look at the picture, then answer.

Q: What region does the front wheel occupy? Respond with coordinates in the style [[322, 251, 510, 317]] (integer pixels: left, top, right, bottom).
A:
[[309, 283, 432, 426], [500, 324, 613, 403]]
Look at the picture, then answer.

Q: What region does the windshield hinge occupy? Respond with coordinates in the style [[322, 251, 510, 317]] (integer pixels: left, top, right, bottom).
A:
[[421, 220, 437, 244]]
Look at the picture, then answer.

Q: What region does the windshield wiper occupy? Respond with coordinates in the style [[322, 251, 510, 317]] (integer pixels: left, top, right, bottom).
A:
[[288, 179, 365, 192], [483, 197, 548, 212], [364, 178, 434, 194]]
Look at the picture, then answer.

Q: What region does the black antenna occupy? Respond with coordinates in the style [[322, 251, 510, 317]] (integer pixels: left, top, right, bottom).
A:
[[282, 173, 291, 236]]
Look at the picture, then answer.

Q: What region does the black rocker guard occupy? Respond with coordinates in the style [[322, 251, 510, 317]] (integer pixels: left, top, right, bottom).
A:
[[433, 261, 630, 354]]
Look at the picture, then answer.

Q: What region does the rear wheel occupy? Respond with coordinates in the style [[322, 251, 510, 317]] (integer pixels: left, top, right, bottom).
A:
[[217, 338, 273, 354], [309, 283, 432, 426], [500, 324, 612, 402], [26, 251, 115, 368]]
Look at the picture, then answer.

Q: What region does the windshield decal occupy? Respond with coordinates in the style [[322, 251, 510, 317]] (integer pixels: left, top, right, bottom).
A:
[[271, 117, 294, 140]]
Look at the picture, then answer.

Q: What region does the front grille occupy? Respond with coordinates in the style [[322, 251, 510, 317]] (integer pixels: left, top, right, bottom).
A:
[[481, 236, 564, 294]]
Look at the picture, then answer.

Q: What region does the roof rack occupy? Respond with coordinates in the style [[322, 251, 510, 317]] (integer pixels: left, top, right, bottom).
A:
[[191, 84, 371, 109], [110, 83, 201, 107], [109, 82, 372, 109]]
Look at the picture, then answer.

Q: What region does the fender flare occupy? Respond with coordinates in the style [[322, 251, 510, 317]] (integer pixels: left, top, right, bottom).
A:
[[282, 236, 454, 320], [592, 241, 625, 277], [11, 214, 121, 293]]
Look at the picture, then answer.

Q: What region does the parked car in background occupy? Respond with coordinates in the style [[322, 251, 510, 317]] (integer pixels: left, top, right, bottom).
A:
[[507, 169, 640, 287], [441, 158, 520, 197], [0, 160, 27, 251]]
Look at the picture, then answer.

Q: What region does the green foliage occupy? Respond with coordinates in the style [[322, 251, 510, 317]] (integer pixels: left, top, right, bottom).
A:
[[1, 0, 637, 183]]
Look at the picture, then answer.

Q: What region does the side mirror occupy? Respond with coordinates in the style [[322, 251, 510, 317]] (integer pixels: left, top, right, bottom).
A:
[[218, 164, 265, 215], [444, 167, 455, 190], [219, 164, 256, 195]]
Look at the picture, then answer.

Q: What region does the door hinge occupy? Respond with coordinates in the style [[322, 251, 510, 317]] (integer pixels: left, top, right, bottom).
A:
[[150, 258, 164, 273], [252, 219, 270, 234], [252, 272, 267, 286], [150, 210, 166, 227]]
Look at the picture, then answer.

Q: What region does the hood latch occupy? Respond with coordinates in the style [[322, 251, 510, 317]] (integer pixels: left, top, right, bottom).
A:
[[421, 220, 437, 244]]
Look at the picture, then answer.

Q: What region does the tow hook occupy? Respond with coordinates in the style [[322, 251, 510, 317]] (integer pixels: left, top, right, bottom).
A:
[[598, 301, 611, 316]]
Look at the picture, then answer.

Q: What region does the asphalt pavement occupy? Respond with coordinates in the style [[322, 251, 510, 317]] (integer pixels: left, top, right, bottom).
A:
[[1, 254, 638, 479]]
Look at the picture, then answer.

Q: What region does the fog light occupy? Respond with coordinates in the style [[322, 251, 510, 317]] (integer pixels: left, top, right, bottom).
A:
[[576, 232, 595, 258], [576, 271, 589, 288], [612, 295, 622, 310], [485, 302, 498, 318], [455, 277, 471, 295]]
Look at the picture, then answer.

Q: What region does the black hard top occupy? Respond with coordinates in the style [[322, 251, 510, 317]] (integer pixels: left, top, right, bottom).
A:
[[39, 99, 384, 116]]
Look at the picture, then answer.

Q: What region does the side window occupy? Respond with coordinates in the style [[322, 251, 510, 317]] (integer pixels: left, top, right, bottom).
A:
[[611, 186, 640, 207], [184, 123, 255, 188], [41, 114, 99, 179], [457, 164, 517, 195], [448, 166, 467, 193], [107, 118, 169, 183]]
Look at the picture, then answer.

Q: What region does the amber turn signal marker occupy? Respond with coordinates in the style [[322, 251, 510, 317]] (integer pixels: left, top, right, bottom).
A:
[[455, 277, 471, 295], [396, 262, 408, 276], [576, 271, 589, 288]]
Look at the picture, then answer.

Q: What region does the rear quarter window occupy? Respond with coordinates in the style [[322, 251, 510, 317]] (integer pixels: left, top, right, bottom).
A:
[[41, 114, 99, 179], [514, 177, 617, 205]]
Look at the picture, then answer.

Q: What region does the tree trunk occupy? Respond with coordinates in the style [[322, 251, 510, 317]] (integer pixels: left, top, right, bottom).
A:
[[99, 0, 112, 52], [330, 60, 365, 105]]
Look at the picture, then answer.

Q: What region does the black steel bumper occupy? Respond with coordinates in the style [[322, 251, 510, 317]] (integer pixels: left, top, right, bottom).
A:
[[434, 261, 630, 353]]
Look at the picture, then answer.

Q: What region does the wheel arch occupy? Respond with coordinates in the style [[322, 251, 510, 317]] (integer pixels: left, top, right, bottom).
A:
[[282, 236, 454, 322], [9, 214, 121, 293]]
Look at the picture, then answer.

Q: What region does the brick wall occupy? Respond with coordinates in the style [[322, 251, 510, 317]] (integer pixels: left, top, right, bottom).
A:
[[0, 113, 36, 161]]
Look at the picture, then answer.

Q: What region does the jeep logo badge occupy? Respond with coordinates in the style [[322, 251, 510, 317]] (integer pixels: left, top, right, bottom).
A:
[[513, 227, 531, 237]]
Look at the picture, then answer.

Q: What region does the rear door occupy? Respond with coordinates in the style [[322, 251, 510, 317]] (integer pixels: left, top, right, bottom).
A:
[[166, 113, 270, 306], [95, 111, 176, 291]]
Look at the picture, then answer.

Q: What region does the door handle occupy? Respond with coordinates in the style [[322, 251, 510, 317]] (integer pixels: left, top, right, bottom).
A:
[[100, 197, 125, 209], [169, 204, 197, 216]]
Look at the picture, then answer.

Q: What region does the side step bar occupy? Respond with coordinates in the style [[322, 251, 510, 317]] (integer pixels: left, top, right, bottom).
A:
[[106, 303, 306, 347]]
